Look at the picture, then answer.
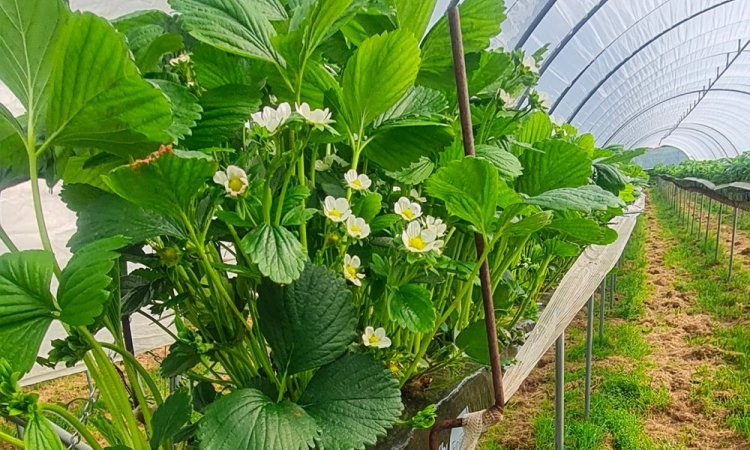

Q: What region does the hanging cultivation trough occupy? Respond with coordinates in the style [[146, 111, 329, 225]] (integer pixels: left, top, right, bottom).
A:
[[5, 0, 749, 449]]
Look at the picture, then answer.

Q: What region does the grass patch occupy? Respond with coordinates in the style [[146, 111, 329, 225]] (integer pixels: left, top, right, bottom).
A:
[[652, 188, 750, 439]]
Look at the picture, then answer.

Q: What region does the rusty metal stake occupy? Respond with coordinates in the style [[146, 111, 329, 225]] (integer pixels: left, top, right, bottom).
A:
[[428, 3, 505, 447]]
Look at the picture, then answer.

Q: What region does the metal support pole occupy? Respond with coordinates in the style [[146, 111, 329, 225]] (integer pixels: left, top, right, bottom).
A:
[[598, 280, 606, 339], [729, 207, 738, 281], [705, 198, 713, 247], [698, 195, 705, 237], [584, 296, 594, 420], [428, 4, 504, 446], [690, 193, 697, 235], [608, 273, 615, 309], [555, 332, 565, 450], [715, 203, 723, 260], [122, 315, 135, 355]]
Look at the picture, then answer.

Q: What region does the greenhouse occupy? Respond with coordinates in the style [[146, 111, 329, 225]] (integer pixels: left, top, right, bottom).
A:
[[1, 0, 749, 449]]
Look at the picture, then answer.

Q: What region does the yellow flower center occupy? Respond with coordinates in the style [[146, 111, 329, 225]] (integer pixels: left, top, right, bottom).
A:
[[345, 265, 358, 279], [228, 177, 245, 193], [353, 179, 362, 187], [408, 235, 427, 251], [402, 209, 415, 220], [369, 334, 380, 344], [350, 224, 361, 233], [329, 209, 341, 218]]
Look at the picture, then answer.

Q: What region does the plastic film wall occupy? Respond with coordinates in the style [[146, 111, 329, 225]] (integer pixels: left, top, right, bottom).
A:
[[491, 0, 750, 160]]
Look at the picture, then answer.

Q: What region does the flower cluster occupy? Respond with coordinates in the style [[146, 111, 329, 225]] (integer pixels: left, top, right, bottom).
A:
[[246, 102, 334, 134], [249, 102, 292, 134]]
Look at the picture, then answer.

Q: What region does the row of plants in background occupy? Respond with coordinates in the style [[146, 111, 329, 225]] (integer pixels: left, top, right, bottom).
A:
[[0, 0, 646, 448], [652, 153, 750, 185]]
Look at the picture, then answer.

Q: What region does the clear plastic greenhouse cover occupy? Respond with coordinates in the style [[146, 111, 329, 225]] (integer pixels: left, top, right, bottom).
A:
[[2, 0, 750, 160]]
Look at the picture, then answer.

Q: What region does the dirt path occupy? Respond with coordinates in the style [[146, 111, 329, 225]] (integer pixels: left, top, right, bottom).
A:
[[482, 197, 750, 449], [640, 201, 749, 449]]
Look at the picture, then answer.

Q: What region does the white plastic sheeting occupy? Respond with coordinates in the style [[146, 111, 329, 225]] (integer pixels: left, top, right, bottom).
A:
[[489, 0, 750, 160]]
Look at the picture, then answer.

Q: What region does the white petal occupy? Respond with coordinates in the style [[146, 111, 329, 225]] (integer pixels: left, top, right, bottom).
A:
[[405, 221, 421, 238], [226, 165, 246, 180], [213, 171, 228, 185]]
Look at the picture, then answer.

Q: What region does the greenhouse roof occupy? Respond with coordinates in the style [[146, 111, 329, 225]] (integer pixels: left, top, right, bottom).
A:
[[2, 0, 749, 160], [494, 0, 750, 160]]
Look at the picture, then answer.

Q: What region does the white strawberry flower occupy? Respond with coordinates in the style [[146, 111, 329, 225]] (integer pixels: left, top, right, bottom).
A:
[[392, 185, 402, 192], [344, 169, 372, 191], [323, 196, 351, 222], [213, 166, 248, 197], [402, 221, 443, 253], [394, 197, 422, 221], [250, 102, 292, 133], [409, 188, 426, 203], [536, 91, 552, 109], [343, 254, 365, 286], [523, 53, 539, 74], [550, 114, 565, 126], [499, 89, 516, 106], [296, 102, 334, 128], [346, 216, 371, 239], [362, 326, 391, 348], [421, 215, 447, 237], [169, 53, 190, 66]]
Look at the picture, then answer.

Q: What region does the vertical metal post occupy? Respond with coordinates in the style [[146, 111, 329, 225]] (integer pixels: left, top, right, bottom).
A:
[[555, 332, 565, 450], [598, 280, 606, 339], [428, 4, 504, 446], [715, 203, 723, 260], [690, 193, 697, 234], [705, 198, 713, 247], [584, 296, 594, 420], [698, 195, 705, 237], [122, 316, 135, 355], [729, 207, 738, 281], [447, 1, 503, 408]]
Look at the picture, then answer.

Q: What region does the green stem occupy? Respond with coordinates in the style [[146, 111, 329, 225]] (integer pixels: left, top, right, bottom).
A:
[[0, 430, 23, 448], [297, 153, 308, 250], [0, 222, 18, 252], [101, 342, 164, 405], [274, 165, 295, 225], [400, 241, 493, 385], [79, 329, 148, 450], [27, 154, 61, 278], [40, 404, 104, 450]]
